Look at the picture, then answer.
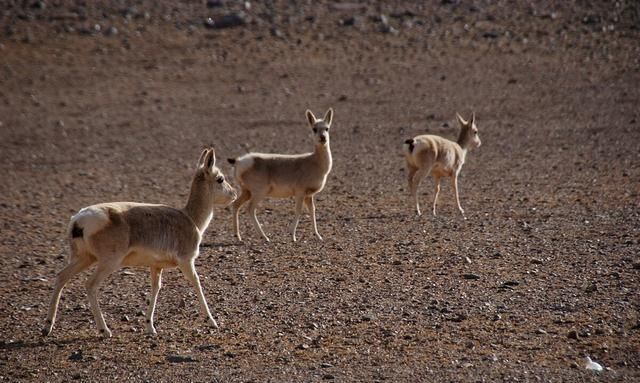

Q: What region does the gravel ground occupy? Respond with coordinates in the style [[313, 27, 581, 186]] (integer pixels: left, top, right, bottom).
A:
[[0, 1, 639, 382]]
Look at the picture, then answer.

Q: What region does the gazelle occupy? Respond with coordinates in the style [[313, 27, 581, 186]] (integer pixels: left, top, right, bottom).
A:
[[43, 148, 237, 337], [404, 113, 481, 218], [228, 108, 334, 242]]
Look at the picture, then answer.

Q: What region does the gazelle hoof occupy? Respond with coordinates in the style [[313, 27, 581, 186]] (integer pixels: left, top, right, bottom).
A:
[[100, 328, 113, 338]]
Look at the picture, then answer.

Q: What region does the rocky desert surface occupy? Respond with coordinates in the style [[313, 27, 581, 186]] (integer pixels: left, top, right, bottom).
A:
[[0, 1, 639, 381]]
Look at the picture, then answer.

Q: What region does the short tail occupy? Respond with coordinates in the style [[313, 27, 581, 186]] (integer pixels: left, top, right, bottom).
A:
[[227, 158, 236, 165], [404, 138, 415, 153], [70, 222, 83, 238]]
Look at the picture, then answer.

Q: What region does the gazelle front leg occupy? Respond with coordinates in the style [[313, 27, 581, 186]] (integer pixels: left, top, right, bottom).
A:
[[179, 259, 218, 329], [145, 267, 163, 335], [248, 197, 270, 242], [411, 167, 431, 216], [432, 176, 441, 216], [232, 190, 251, 241], [291, 193, 305, 242], [452, 174, 466, 219], [304, 195, 323, 240]]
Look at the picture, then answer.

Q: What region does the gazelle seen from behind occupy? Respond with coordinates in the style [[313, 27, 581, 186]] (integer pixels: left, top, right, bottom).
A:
[[404, 112, 481, 218], [228, 108, 334, 242], [43, 148, 237, 337]]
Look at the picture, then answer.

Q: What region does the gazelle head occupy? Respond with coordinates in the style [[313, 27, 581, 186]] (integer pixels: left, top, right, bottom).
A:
[[456, 112, 481, 149], [306, 108, 334, 146], [195, 148, 237, 206]]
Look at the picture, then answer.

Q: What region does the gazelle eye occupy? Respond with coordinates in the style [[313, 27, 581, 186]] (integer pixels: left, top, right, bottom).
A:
[[312, 127, 318, 133], [216, 176, 224, 183]]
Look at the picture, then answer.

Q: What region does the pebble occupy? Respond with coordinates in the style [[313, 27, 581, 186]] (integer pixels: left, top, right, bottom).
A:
[[567, 330, 579, 339], [167, 354, 196, 363], [207, 0, 224, 8], [584, 356, 603, 371], [204, 12, 247, 29], [462, 273, 480, 280], [68, 350, 83, 361]]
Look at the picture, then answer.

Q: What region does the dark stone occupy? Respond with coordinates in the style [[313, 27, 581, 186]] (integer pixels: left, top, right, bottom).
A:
[[482, 31, 499, 39], [207, 0, 224, 8], [68, 350, 83, 361], [167, 354, 196, 363], [339, 17, 355, 27], [204, 12, 247, 29], [462, 273, 480, 280]]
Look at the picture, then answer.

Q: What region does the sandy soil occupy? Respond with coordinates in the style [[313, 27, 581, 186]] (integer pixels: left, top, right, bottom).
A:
[[1, 1, 639, 381]]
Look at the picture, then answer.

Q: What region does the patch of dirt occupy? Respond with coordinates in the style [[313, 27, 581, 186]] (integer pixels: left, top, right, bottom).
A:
[[1, 1, 639, 381]]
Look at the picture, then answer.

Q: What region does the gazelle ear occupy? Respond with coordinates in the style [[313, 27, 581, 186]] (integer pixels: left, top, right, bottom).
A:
[[197, 148, 210, 167], [456, 112, 468, 126], [204, 148, 216, 170], [323, 108, 334, 126], [306, 109, 317, 127], [470, 112, 475, 125]]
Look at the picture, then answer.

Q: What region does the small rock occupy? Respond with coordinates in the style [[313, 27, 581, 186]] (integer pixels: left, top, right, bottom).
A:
[[167, 355, 196, 363], [482, 31, 499, 39], [567, 330, 579, 339], [501, 280, 519, 289], [323, 374, 335, 380], [462, 273, 480, 280], [339, 17, 356, 27], [584, 356, 603, 371], [68, 350, 83, 361], [361, 313, 376, 322], [320, 362, 333, 368], [207, 0, 224, 8], [121, 315, 130, 322], [536, 328, 548, 335], [204, 12, 247, 29], [297, 343, 310, 350]]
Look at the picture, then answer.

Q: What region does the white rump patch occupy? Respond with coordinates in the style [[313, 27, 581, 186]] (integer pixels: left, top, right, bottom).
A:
[[234, 154, 255, 177], [69, 205, 111, 239]]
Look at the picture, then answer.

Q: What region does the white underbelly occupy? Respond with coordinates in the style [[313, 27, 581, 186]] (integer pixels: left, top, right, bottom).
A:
[[122, 248, 178, 268]]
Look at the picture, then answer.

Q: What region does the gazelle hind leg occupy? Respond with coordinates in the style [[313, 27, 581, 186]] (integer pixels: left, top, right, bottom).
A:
[[407, 164, 418, 214], [43, 251, 95, 336], [86, 260, 121, 338]]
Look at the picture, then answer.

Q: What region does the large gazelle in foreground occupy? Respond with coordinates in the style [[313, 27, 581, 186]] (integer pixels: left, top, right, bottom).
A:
[[404, 113, 481, 218], [228, 108, 334, 242], [43, 148, 237, 337]]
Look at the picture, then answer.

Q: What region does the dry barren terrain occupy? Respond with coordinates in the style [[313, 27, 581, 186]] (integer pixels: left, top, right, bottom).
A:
[[1, 1, 639, 382]]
